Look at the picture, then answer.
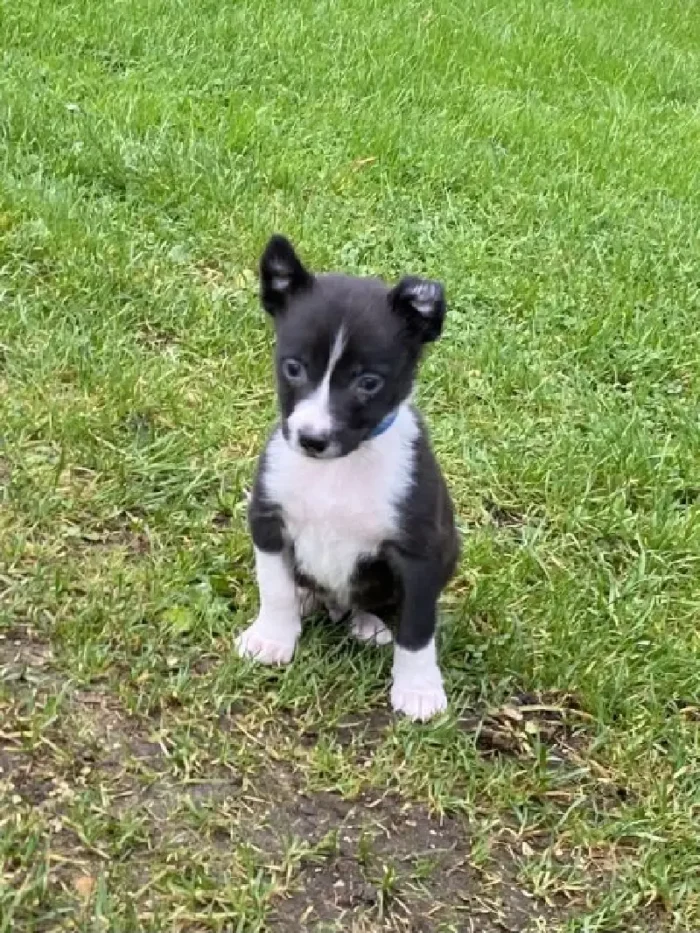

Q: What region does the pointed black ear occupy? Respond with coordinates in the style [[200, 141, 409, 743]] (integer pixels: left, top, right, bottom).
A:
[[390, 276, 446, 343], [259, 235, 313, 315]]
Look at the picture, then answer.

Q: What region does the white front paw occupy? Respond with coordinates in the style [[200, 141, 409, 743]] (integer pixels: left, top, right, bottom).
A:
[[390, 680, 448, 721], [350, 612, 393, 646], [235, 616, 299, 666], [391, 642, 447, 721]]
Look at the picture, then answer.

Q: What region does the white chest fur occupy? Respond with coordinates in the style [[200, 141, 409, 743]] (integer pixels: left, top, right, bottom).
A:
[[262, 405, 418, 603]]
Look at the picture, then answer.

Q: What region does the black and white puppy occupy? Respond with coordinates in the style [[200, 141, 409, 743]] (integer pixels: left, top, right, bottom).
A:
[[236, 235, 460, 720]]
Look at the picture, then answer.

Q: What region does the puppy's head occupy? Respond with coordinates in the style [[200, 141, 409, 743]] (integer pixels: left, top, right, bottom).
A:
[[259, 234, 446, 459]]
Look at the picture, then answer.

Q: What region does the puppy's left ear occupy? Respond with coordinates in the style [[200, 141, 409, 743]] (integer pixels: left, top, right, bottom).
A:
[[259, 235, 313, 316], [390, 277, 446, 343]]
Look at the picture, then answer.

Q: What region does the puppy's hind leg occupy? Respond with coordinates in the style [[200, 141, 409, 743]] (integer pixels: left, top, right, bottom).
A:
[[298, 586, 324, 618]]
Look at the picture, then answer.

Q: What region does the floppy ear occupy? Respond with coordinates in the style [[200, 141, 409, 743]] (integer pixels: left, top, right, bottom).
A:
[[390, 276, 446, 343], [259, 235, 313, 315]]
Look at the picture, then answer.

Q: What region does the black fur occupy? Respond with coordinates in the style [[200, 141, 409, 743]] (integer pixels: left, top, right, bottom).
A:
[[248, 446, 285, 553]]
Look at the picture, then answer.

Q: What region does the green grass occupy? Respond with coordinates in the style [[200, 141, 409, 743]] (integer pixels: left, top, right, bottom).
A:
[[2, 0, 700, 929]]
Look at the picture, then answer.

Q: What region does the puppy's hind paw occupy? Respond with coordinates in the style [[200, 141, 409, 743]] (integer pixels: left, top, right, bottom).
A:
[[350, 612, 393, 646]]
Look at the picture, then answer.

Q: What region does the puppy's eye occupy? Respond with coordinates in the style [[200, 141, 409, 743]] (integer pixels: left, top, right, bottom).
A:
[[355, 373, 384, 397], [282, 359, 307, 385]]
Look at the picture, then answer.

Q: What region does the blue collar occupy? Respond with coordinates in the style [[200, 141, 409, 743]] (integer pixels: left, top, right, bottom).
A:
[[368, 409, 398, 439]]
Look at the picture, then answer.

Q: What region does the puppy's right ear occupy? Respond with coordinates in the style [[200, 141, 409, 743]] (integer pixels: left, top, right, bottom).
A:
[[390, 276, 446, 343], [259, 235, 312, 315]]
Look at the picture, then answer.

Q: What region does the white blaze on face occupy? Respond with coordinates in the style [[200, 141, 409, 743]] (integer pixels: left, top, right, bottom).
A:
[[287, 326, 346, 450]]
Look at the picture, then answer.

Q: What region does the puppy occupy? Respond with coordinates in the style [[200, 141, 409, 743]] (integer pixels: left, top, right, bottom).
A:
[[236, 235, 460, 720]]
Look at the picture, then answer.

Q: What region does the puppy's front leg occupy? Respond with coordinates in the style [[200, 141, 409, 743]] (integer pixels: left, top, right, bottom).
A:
[[236, 506, 301, 665], [236, 547, 301, 664], [390, 557, 447, 721]]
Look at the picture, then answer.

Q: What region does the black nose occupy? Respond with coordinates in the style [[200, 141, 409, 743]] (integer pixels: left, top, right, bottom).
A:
[[298, 431, 329, 455]]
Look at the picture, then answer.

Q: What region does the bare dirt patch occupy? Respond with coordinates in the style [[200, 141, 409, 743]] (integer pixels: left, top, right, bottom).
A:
[[0, 635, 610, 931], [247, 767, 563, 932]]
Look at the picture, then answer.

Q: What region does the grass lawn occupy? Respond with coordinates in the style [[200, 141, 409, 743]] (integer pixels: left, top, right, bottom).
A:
[[2, 0, 700, 929]]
